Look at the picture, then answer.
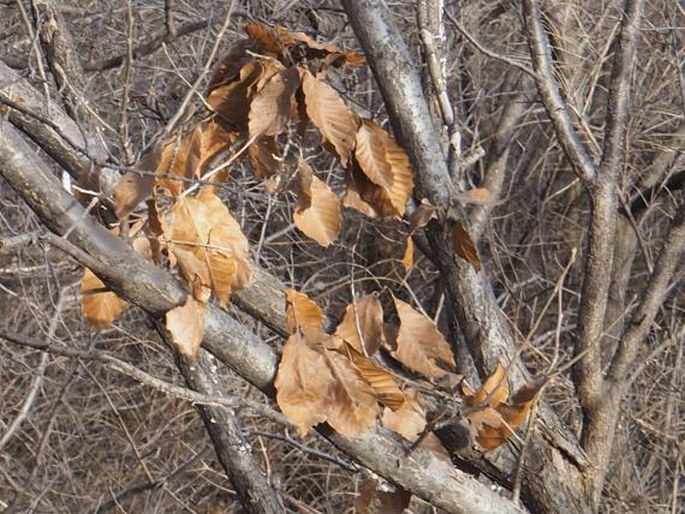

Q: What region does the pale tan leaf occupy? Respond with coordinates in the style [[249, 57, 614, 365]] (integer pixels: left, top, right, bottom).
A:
[[166, 294, 206, 360], [391, 295, 455, 378], [323, 348, 379, 437], [339, 342, 405, 410], [274, 332, 332, 436], [334, 295, 385, 355], [454, 187, 494, 205], [381, 393, 426, 441], [285, 289, 324, 335], [81, 268, 127, 329], [355, 119, 394, 188], [452, 221, 481, 271], [300, 68, 358, 166], [170, 188, 251, 306], [249, 66, 300, 137], [402, 236, 414, 271], [293, 174, 342, 246]]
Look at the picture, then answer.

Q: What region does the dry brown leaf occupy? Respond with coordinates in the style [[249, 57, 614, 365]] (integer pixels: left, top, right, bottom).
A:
[[173, 247, 213, 302], [344, 151, 413, 219], [209, 39, 255, 89], [381, 393, 426, 440], [196, 120, 235, 179], [454, 187, 494, 205], [274, 332, 332, 436], [462, 363, 509, 408], [391, 295, 455, 378], [355, 119, 394, 189], [275, 332, 379, 437], [208, 60, 265, 133], [402, 236, 414, 271], [114, 142, 162, 218], [285, 289, 324, 335], [293, 173, 342, 246], [498, 378, 547, 428], [408, 199, 438, 234], [334, 295, 386, 355], [245, 22, 283, 54], [169, 188, 251, 306], [248, 135, 282, 180], [249, 66, 300, 137], [462, 366, 546, 451], [300, 68, 358, 166], [342, 182, 378, 218], [322, 348, 379, 437], [166, 294, 206, 360], [339, 342, 405, 410], [81, 268, 127, 328], [452, 221, 481, 271]]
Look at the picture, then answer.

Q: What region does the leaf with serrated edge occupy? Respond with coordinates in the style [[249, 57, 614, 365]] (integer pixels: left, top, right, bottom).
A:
[[166, 294, 206, 360], [285, 289, 324, 335], [300, 68, 358, 166], [275, 332, 332, 436], [334, 295, 385, 356], [170, 188, 251, 306], [293, 174, 342, 246], [339, 342, 404, 410], [355, 119, 394, 189], [249, 66, 300, 137], [391, 295, 455, 378], [323, 347, 379, 437]]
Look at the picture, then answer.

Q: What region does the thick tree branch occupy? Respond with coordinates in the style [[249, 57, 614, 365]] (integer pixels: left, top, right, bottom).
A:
[[569, 0, 645, 506], [0, 123, 520, 514], [169, 339, 284, 514], [342, 1, 591, 512]]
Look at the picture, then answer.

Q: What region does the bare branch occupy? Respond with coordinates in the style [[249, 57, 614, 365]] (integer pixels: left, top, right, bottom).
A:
[[521, 0, 597, 184]]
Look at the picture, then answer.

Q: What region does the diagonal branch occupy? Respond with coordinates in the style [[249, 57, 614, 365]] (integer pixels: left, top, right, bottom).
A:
[[521, 0, 597, 184], [0, 122, 520, 514]]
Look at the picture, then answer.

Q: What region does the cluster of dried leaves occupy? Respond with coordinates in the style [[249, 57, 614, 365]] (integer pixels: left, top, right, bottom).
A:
[[82, 22, 417, 349], [275, 289, 546, 454], [79, 22, 539, 454]]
